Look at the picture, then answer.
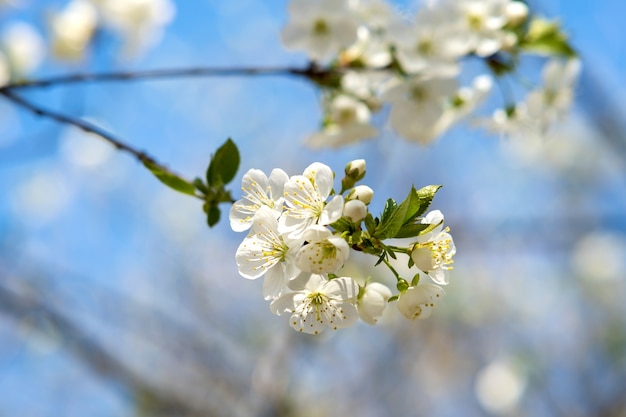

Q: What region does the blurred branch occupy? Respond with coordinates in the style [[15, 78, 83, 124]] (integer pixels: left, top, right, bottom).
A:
[[0, 64, 332, 90], [0, 88, 196, 190]]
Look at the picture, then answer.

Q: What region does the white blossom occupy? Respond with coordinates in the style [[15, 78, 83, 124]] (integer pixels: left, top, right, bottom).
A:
[[345, 159, 366, 180], [526, 58, 581, 130], [1, 22, 45, 79], [358, 281, 392, 324], [306, 94, 378, 149], [295, 226, 350, 274], [343, 199, 368, 223], [281, 0, 359, 63], [411, 211, 455, 285], [235, 206, 302, 300], [347, 184, 374, 204], [94, 0, 175, 55], [280, 162, 344, 238], [504, 1, 528, 26], [230, 168, 289, 232], [382, 75, 458, 144], [270, 273, 359, 334], [50, 0, 98, 61], [390, 6, 469, 77], [436, 75, 493, 135], [397, 283, 444, 320], [449, 0, 512, 57], [478, 103, 538, 138]]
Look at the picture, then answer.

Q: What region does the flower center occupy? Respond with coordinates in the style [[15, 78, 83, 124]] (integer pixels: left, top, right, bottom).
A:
[[417, 38, 433, 56], [413, 227, 454, 270], [309, 292, 326, 306], [313, 19, 330, 36], [410, 85, 428, 102], [336, 106, 357, 125], [467, 12, 484, 31]]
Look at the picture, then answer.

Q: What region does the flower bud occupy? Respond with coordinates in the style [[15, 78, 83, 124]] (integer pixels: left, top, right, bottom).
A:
[[501, 32, 519, 51], [397, 284, 444, 320], [345, 159, 366, 181], [343, 199, 368, 222], [358, 282, 392, 325], [411, 246, 436, 271], [505, 1, 528, 27], [347, 184, 374, 204]]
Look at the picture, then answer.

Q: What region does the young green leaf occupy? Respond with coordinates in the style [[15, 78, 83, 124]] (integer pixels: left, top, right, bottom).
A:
[[412, 185, 442, 219], [364, 213, 377, 235], [193, 177, 209, 194], [521, 18, 576, 57], [206, 138, 240, 187], [380, 198, 397, 225], [143, 160, 196, 196], [393, 223, 430, 239], [374, 198, 406, 239], [207, 205, 221, 227]]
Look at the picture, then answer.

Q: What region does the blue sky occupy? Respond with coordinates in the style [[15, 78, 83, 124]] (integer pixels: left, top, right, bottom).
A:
[[1, 1, 626, 416]]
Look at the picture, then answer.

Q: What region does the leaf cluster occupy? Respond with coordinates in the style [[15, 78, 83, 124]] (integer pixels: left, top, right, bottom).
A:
[[143, 138, 240, 228]]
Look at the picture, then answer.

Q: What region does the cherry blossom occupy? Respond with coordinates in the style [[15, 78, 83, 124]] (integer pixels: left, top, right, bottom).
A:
[[397, 284, 444, 320], [270, 273, 359, 334], [280, 162, 343, 238], [229, 168, 289, 232], [358, 281, 392, 324]]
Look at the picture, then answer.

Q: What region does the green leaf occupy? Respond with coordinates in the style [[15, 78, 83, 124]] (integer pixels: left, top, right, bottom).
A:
[[329, 217, 353, 233], [364, 213, 377, 235], [193, 177, 209, 194], [399, 186, 423, 224], [143, 160, 196, 196], [394, 223, 430, 239], [374, 198, 408, 239], [521, 18, 576, 57], [374, 251, 386, 266], [418, 220, 443, 237], [388, 295, 399, 302], [207, 205, 221, 227], [379, 198, 397, 225], [412, 185, 442, 220], [206, 138, 240, 187], [410, 273, 420, 286], [374, 185, 441, 240]]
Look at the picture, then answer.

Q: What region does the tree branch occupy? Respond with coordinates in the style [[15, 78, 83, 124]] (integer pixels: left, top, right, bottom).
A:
[[0, 88, 195, 189], [0, 64, 330, 90]]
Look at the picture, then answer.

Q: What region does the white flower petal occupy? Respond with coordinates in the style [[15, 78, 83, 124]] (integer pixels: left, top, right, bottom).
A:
[[321, 195, 344, 225], [304, 162, 334, 199], [397, 284, 444, 320]]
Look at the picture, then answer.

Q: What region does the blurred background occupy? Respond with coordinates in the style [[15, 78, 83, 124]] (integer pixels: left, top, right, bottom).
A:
[[1, 0, 625, 416]]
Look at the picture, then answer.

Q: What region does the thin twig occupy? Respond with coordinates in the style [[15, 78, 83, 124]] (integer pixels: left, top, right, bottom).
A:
[[0, 64, 329, 90], [0, 88, 194, 186]]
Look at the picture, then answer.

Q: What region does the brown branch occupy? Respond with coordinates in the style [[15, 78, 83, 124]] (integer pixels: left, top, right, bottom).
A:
[[0, 64, 331, 90]]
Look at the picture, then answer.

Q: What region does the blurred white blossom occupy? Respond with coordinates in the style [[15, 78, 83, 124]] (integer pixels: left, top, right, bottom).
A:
[[0, 21, 44, 79], [49, 0, 98, 60]]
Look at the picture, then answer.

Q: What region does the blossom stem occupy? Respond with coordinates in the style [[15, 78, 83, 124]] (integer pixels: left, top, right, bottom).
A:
[[382, 257, 402, 281]]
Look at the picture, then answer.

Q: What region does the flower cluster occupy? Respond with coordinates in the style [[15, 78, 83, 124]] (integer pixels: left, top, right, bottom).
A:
[[281, 0, 580, 147], [230, 159, 455, 334]]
